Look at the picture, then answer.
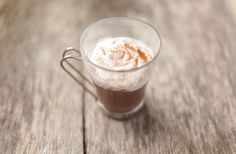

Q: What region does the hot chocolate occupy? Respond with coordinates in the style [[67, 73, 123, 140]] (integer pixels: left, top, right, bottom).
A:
[[95, 84, 146, 113], [90, 37, 153, 113]]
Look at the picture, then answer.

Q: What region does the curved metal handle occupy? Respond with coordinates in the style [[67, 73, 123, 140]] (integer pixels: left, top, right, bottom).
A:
[[60, 47, 97, 99]]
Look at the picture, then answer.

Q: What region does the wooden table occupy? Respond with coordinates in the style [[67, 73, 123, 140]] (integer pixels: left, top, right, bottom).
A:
[[1, 0, 236, 153]]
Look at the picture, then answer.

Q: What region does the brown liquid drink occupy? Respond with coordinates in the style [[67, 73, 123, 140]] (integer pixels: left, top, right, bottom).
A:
[[95, 84, 146, 113]]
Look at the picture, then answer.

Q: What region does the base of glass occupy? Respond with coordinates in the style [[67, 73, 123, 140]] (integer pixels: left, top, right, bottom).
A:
[[97, 100, 144, 119]]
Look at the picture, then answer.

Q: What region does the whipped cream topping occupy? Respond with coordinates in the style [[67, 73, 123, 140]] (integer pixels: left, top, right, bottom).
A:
[[90, 37, 153, 70]]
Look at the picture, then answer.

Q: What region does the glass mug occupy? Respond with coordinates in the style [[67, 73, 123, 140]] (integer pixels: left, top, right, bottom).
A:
[[60, 17, 161, 119]]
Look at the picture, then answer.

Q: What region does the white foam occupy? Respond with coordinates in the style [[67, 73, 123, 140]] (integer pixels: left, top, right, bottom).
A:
[[89, 37, 154, 91], [90, 37, 153, 70]]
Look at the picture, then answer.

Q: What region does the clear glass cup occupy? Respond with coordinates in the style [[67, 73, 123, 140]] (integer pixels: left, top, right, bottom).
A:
[[60, 17, 161, 119]]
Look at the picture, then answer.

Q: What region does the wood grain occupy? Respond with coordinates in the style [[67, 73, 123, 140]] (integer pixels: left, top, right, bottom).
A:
[[0, 0, 236, 153], [0, 0, 87, 153]]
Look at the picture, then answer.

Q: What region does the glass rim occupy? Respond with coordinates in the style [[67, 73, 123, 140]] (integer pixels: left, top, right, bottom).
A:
[[80, 16, 161, 73]]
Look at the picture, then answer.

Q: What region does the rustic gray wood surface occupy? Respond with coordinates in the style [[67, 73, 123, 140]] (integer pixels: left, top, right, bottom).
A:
[[0, 0, 236, 153]]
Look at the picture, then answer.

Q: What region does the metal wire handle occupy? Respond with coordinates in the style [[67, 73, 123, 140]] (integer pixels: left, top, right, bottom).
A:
[[60, 47, 97, 99]]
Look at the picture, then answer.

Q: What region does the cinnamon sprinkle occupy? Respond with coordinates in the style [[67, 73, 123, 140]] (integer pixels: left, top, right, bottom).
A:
[[134, 58, 138, 67], [111, 49, 125, 59], [124, 43, 148, 63], [137, 49, 148, 63], [124, 43, 136, 52]]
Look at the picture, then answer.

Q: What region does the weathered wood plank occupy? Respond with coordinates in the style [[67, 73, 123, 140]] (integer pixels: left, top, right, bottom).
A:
[[0, 0, 236, 153], [0, 0, 86, 153], [84, 0, 236, 153]]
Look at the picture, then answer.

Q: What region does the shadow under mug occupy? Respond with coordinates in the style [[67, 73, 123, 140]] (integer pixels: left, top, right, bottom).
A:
[[60, 17, 161, 119]]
